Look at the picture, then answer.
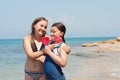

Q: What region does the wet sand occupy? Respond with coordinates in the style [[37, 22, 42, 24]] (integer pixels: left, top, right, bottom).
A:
[[64, 47, 120, 80]]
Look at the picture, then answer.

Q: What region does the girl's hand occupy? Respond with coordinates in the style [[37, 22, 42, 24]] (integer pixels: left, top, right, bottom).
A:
[[47, 44, 55, 50], [61, 44, 71, 54], [43, 46, 52, 55]]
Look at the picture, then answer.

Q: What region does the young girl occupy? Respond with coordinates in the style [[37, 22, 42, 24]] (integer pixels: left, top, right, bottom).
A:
[[43, 22, 71, 80]]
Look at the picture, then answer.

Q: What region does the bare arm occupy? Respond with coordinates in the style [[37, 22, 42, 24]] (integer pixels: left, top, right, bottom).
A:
[[62, 44, 71, 54], [23, 36, 44, 60], [44, 44, 71, 67]]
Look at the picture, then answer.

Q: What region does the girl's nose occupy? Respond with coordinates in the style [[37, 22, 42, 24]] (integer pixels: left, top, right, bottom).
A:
[[42, 27, 46, 31], [50, 32, 53, 35]]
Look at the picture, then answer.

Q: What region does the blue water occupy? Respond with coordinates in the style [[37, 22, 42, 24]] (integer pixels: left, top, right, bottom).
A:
[[0, 37, 116, 80], [65, 37, 116, 48]]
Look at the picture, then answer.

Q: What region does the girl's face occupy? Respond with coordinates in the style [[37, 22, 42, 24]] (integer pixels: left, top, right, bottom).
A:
[[50, 26, 64, 40], [34, 20, 48, 36]]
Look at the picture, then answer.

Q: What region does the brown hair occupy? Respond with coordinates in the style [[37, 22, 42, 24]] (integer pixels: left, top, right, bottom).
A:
[[51, 22, 66, 42]]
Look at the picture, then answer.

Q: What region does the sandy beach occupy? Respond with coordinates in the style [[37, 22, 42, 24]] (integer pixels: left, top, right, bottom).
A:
[[1, 37, 120, 80], [64, 46, 120, 80], [2, 46, 120, 80]]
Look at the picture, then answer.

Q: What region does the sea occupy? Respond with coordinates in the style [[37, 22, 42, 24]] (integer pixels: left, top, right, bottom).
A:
[[0, 37, 116, 80]]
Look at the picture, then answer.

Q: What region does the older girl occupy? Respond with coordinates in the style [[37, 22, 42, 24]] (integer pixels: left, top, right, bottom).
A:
[[23, 17, 48, 80]]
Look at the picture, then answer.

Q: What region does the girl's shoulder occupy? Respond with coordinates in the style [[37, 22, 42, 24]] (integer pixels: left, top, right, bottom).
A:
[[61, 43, 71, 54], [23, 35, 32, 42]]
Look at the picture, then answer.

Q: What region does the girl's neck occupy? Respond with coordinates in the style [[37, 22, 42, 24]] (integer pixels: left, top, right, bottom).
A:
[[34, 35, 41, 42]]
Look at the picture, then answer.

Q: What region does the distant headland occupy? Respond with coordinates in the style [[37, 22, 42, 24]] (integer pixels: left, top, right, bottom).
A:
[[81, 37, 120, 53]]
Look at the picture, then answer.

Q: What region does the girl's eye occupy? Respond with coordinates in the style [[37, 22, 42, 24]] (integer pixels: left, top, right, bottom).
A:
[[44, 26, 47, 29], [52, 31, 56, 33], [40, 25, 47, 29], [40, 24, 43, 27]]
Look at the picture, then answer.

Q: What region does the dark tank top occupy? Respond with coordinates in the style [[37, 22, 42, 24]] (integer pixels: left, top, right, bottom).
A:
[[44, 42, 65, 80]]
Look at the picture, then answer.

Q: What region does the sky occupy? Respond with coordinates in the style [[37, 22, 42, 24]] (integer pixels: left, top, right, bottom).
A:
[[0, 0, 120, 39]]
